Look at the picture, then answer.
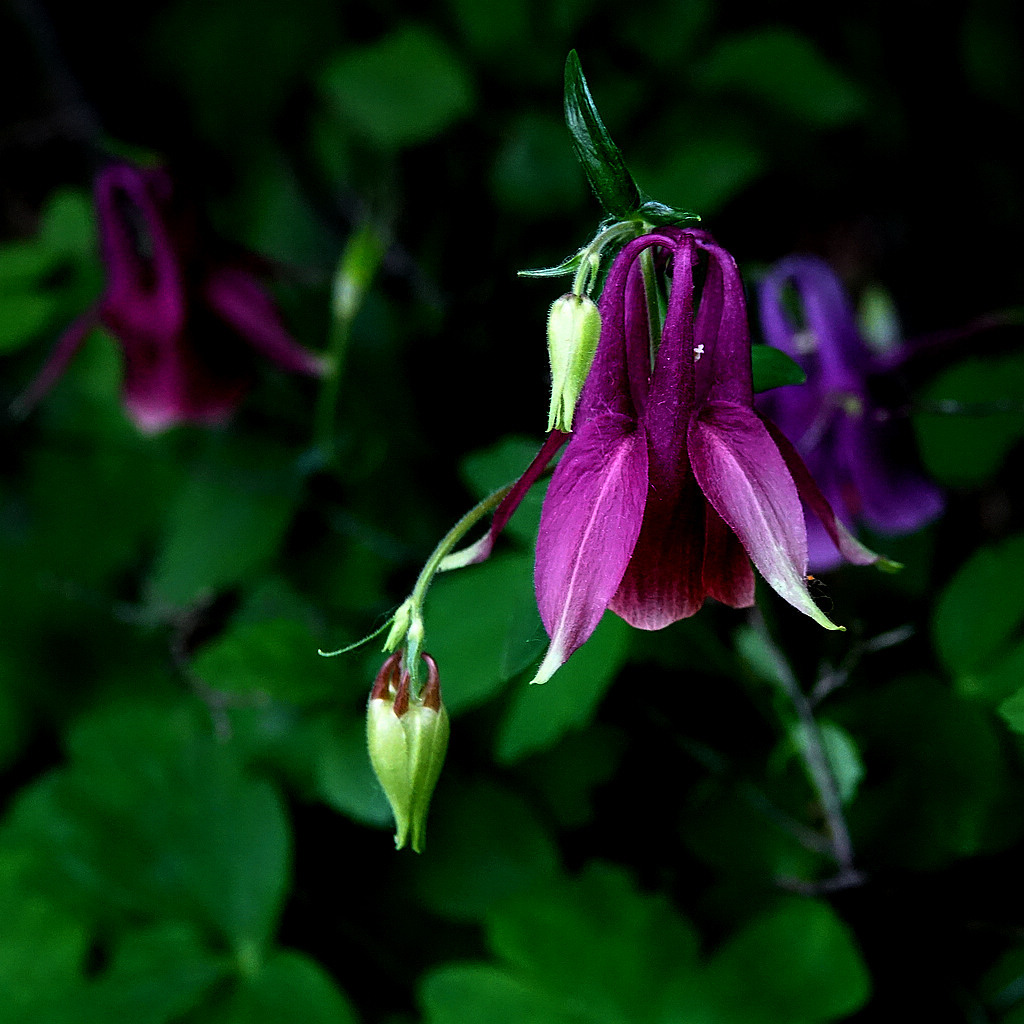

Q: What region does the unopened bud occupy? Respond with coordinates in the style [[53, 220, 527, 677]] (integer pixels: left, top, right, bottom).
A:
[[546, 293, 601, 432], [366, 651, 449, 853]]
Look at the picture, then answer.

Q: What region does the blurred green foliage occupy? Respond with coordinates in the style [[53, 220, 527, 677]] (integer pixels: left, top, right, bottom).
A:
[[2, 0, 1024, 1021]]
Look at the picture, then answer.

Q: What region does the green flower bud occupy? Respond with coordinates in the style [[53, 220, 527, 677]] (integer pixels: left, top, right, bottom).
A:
[[547, 292, 601, 432], [366, 651, 449, 853]]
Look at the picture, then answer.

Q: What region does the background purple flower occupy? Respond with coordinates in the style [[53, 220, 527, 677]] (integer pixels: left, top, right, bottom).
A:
[[756, 255, 944, 570], [15, 160, 325, 433]]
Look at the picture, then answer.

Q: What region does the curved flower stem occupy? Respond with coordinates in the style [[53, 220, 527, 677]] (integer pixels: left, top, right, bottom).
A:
[[398, 481, 518, 689], [313, 317, 350, 463]]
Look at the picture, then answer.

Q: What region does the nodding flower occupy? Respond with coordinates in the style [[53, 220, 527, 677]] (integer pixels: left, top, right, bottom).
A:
[[756, 255, 943, 570], [473, 228, 884, 685], [14, 160, 325, 433]]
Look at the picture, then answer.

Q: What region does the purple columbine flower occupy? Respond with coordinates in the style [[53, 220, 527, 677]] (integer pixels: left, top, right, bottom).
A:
[[478, 228, 882, 685], [756, 255, 944, 570], [14, 160, 325, 433]]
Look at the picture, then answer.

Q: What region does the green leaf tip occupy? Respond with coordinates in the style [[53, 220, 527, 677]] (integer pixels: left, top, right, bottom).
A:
[[564, 50, 642, 219]]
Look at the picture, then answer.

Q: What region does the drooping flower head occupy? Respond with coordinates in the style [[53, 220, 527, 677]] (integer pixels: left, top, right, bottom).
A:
[[14, 160, 325, 432], [756, 255, 943, 569], [487, 228, 882, 685]]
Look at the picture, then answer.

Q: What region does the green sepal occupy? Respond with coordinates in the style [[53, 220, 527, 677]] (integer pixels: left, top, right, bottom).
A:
[[564, 50, 642, 218], [751, 344, 807, 393], [517, 252, 583, 279], [637, 199, 701, 228]]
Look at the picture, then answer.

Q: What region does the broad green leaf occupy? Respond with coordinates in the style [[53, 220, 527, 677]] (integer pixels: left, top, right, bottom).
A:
[[933, 533, 1024, 703], [445, 0, 529, 56], [0, 291, 63, 352], [495, 611, 630, 762], [43, 923, 229, 1024], [420, 963, 575, 1024], [147, 439, 300, 609], [563, 50, 642, 217], [211, 950, 359, 1024], [307, 712, 393, 826], [775, 720, 866, 806], [751, 343, 807, 392], [486, 862, 701, 1021], [703, 897, 871, 1022], [913, 351, 1024, 486], [4, 700, 291, 952], [425, 551, 543, 714], [320, 27, 474, 149], [513, 723, 626, 828], [634, 135, 765, 218], [0, 848, 89, 1021], [406, 779, 559, 921], [192, 618, 336, 705], [491, 112, 587, 214], [0, 240, 60, 287], [841, 675, 1012, 869], [698, 28, 867, 126], [38, 189, 96, 258]]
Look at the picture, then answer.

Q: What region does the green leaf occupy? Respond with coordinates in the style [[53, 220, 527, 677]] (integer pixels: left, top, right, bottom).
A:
[[0, 848, 89, 1020], [420, 963, 575, 1024], [913, 351, 1024, 486], [563, 50, 642, 217], [491, 112, 587, 215], [495, 611, 630, 763], [306, 712, 393, 826], [61, 923, 228, 1024], [703, 897, 871, 1021], [486, 862, 701, 1020], [751, 343, 807, 392], [320, 26, 475, 149], [192, 618, 337, 705], [841, 675, 1012, 869], [38, 189, 97, 258], [212, 950, 359, 1024], [5, 700, 291, 952], [634, 135, 763, 219], [147, 439, 300, 609], [698, 28, 867, 127], [0, 291, 64, 352], [783, 720, 865, 806], [426, 551, 543, 715], [933, 534, 1024, 703], [406, 779, 559, 921]]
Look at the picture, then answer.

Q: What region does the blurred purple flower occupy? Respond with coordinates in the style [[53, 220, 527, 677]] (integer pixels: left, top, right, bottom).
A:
[[756, 255, 944, 570], [15, 160, 325, 432], [481, 228, 880, 684]]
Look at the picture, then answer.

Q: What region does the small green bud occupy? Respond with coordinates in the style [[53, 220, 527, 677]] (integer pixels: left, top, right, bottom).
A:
[[366, 651, 449, 853], [547, 292, 602, 432]]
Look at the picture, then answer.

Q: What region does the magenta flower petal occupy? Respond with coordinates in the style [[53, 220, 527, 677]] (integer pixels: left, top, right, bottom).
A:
[[763, 417, 881, 567], [701, 501, 757, 608], [689, 400, 839, 629], [533, 413, 648, 684], [203, 266, 326, 377], [756, 253, 943, 566], [17, 159, 320, 433], [837, 414, 944, 535], [610, 471, 710, 627], [10, 307, 100, 418]]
